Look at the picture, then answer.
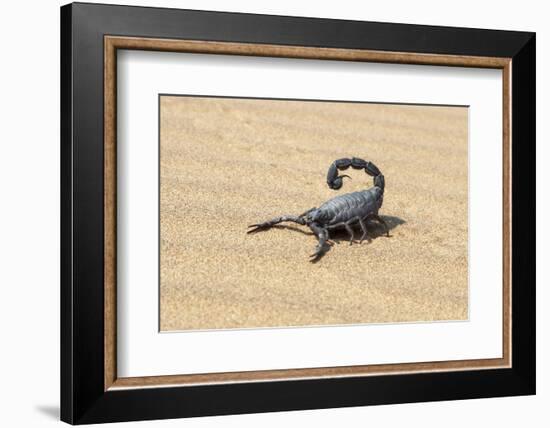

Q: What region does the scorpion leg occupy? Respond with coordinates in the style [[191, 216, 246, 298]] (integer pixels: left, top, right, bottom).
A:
[[344, 222, 356, 245], [247, 215, 306, 234], [344, 217, 369, 245], [369, 214, 390, 237], [327, 219, 358, 245], [326, 221, 354, 244], [358, 217, 371, 244], [308, 222, 329, 260]]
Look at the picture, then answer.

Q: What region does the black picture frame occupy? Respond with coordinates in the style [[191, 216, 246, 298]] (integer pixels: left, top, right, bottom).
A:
[[61, 2, 535, 424]]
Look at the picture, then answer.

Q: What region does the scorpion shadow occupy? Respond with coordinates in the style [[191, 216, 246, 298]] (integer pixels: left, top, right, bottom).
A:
[[313, 215, 406, 262], [269, 215, 406, 262]]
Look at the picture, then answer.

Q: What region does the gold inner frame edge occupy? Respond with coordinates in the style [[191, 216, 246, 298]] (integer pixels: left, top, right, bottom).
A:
[[104, 35, 512, 391]]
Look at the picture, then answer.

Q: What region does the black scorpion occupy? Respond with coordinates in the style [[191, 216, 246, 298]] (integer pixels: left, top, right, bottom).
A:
[[247, 157, 389, 260]]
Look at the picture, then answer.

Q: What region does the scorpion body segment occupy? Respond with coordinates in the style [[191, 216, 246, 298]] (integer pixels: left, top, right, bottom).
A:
[[248, 157, 390, 260]]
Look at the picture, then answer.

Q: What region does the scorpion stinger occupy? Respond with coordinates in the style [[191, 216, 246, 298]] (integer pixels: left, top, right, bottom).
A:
[[248, 156, 390, 261]]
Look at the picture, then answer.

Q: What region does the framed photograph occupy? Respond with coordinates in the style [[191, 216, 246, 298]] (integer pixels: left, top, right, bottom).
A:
[[60, 2, 535, 424]]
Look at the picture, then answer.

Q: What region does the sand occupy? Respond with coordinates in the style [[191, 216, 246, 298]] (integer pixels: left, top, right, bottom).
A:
[[159, 96, 468, 331]]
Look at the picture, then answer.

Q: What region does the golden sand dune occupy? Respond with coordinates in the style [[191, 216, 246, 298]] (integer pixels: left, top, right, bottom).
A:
[[159, 96, 468, 331]]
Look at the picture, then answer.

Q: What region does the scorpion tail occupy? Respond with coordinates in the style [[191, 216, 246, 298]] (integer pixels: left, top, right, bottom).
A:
[[326, 157, 385, 192]]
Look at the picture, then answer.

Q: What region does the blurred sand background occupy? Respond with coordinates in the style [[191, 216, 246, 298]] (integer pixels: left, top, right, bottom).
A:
[[159, 96, 468, 331]]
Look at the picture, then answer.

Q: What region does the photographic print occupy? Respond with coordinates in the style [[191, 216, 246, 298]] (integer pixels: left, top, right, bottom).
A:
[[159, 95, 468, 331]]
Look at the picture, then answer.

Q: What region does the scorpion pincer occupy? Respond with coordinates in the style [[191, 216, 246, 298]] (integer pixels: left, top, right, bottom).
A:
[[247, 157, 390, 261]]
